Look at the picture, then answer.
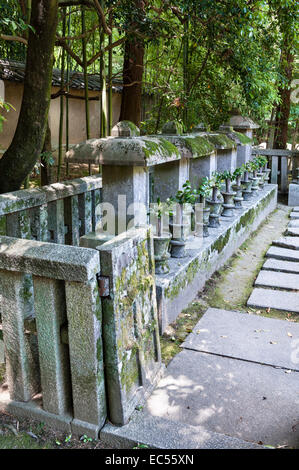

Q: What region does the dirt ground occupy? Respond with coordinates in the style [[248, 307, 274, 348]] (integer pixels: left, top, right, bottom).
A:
[[0, 199, 296, 449]]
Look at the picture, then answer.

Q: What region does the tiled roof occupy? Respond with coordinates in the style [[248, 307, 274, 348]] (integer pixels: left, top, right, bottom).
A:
[[0, 59, 123, 92]]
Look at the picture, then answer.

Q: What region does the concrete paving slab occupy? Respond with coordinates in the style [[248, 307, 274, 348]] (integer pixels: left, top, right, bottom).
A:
[[247, 287, 299, 313], [146, 349, 299, 448], [255, 270, 299, 291], [288, 220, 299, 228], [273, 237, 299, 250], [266, 246, 299, 262], [100, 410, 264, 449], [182, 308, 299, 371], [263, 258, 299, 274], [286, 227, 299, 237]]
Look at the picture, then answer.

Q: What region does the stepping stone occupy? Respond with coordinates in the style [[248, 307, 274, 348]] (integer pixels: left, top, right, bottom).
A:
[[266, 246, 299, 262], [146, 348, 299, 448], [263, 258, 299, 274], [182, 308, 299, 371], [273, 236, 299, 250], [292, 207, 299, 212], [255, 270, 299, 291], [290, 212, 299, 219], [286, 227, 299, 237], [288, 220, 299, 228], [247, 287, 299, 313]]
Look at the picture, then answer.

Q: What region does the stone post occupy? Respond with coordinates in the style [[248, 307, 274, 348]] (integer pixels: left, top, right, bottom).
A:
[[152, 121, 189, 201], [204, 133, 237, 173], [229, 115, 260, 166], [219, 124, 253, 168], [66, 122, 181, 236]]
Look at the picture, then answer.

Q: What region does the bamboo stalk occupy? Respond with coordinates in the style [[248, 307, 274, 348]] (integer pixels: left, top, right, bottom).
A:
[[81, 6, 91, 174], [65, 6, 71, 177], [57, 8, 66, 182], [107, 13, 113, 135]]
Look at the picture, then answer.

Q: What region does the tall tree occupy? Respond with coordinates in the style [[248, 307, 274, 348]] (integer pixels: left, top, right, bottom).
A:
[[0, 0, 58, 193], [119, 0, 145, 127]]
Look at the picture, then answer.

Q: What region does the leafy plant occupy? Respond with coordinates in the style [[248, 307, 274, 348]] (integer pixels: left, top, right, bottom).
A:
[[133, 443, 149, 449], [80, 434, 93, 443], [149, 197, 172, 236]]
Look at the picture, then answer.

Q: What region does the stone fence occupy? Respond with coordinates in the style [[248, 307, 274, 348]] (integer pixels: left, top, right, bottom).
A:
[[252, 148, 299, 194], [0, 175, 102, 244], [0, 226, 162, 437], [0, 117, 274, 438]]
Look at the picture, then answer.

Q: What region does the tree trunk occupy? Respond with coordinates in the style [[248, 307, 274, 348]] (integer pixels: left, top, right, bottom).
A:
[[273, 48, 294, 149], [0, 0, 58, 194], [119, 1, 145, 127], [40, 120, 53, 186]]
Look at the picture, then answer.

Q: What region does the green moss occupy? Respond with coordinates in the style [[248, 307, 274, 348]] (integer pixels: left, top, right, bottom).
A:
[[120, 120, 140, 136], [164, 257, 201, 301], [211, 227, 232, 254], [235, 190, 274, 234], [184, 136, 215, 158], [143, 138, 180, 160], [233, 131, 252, 145], [206, 133, 236, 149], [0, 215, 6, 235]]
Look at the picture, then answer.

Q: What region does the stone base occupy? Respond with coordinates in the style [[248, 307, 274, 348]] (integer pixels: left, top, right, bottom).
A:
[[0, 393, 105, 439], [156, 185, 277, 333], [288, 183, 299, 207], [0, 395, 73, 434]]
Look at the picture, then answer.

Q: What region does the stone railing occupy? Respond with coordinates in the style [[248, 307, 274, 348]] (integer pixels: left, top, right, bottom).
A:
[[0, 236, 106, 436], [0, 226, 163, 436], [252, 148, 299, 193], [0, 175, 102, 245]]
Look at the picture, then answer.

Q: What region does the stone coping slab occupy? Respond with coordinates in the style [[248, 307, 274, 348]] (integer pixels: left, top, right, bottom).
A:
[[262, 258, 299, 274], [0, 175, 102, 216], [161, 134, 216, 158], [156, 185, 277, 332], [66, 136, 181, 167], [293, 207, 299, 212], [290, 212, 299, 219], [247, 287, 299, 314], [273, 236, 299, 250], [146, 348, 299, 448], [0, 236, 99, 282], [266, 246, 299, 262], [255, 270, 299, 291], [181, 308, 299, 371], [100, 410, 263, 449]]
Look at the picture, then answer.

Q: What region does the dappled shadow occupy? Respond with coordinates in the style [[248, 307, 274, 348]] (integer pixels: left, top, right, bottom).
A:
[[147, 349, 299, 448]]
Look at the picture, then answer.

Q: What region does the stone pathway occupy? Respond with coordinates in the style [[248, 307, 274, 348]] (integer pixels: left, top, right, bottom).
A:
[[248, 208, 299, 313], [102, 307, 299, 449], [101, 207, 299, 449]]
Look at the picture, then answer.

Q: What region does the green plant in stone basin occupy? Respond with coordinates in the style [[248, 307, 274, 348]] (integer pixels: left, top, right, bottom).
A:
[[209, 171, 223, 201], [149, 197, 172, 237]]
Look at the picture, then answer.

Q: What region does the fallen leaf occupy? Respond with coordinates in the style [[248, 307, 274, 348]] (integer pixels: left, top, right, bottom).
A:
[[270, 341, 277, 345], [220, 335, 228, 338], [285, 370, 292, 374], [287, 332, 293, 337], [266, 308, 271, 313]]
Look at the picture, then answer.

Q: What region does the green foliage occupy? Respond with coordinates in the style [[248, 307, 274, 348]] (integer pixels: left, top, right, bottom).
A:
[[0, 98, 14, 133]]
